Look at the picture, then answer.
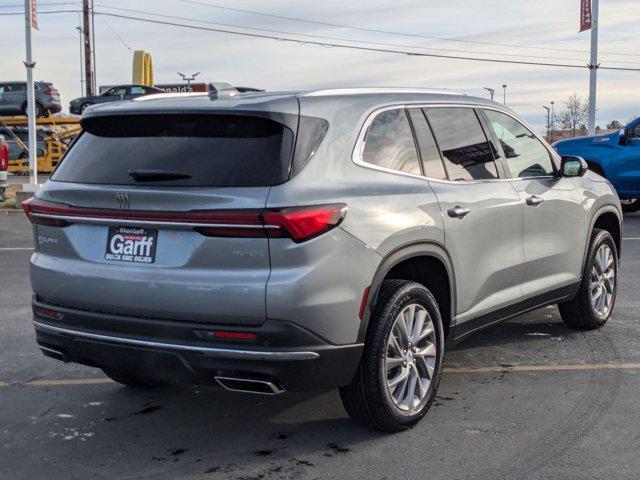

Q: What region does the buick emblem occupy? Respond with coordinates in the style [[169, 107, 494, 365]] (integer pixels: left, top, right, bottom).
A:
[[115, 193, 130, 209]]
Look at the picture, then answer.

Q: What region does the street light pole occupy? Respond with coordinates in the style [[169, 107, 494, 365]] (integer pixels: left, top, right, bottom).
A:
[[587, 0, 599, 135], [483, 87, 495, 100], [23, 0, 37, 188], [502, 84, 507, 105], [543, 106, 551, 141]]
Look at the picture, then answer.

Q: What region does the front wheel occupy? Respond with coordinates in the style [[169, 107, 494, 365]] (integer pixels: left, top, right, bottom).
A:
[[559, 229, 618, 330], [621, 199, 639, 213], [339, 280, 444, 432]]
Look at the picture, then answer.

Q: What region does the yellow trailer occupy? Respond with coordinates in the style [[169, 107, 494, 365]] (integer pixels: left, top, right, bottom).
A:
[[1, 116, 81, 175]]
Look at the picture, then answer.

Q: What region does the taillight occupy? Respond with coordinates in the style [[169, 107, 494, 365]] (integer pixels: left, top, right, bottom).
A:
[[45, 84, 54, 96], [0, 141, 8, 170], [262, 204, 348, 242], [20, 198, 348, 242], [22, 197, 71, 227]]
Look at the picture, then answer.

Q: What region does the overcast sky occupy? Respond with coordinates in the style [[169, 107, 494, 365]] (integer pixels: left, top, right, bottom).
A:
[[1, 0, 639, 130]]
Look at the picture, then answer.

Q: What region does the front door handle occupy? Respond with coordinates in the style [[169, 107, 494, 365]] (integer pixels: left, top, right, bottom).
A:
[[447, 206, 471, 219], [526, 195, 544, 207]]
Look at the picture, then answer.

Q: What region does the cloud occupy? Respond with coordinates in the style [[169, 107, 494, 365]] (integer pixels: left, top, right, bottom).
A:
[[1, 0, 638, 129]]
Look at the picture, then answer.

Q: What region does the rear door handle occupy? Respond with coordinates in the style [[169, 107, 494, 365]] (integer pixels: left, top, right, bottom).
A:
[[526, 195, 544, 206], [447, 206, 471, 219]]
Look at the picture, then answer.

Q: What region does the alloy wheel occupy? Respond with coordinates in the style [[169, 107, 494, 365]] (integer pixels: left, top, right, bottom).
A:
[[590, 244, 616, 318], [385, 303, 437, 413]]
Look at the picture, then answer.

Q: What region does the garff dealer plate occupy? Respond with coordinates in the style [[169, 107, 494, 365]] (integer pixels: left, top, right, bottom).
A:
[[105, 226, 158, 264]]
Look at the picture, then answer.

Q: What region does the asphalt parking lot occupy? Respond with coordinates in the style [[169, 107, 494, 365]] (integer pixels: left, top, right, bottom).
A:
[[1, 212, 639, 480]]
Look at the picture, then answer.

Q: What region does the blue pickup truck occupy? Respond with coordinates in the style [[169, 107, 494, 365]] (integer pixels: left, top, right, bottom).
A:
[[553, 118, 640, 212]]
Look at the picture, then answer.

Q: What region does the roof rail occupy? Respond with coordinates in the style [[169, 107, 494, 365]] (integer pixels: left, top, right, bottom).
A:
[[303, 87, 468, 97]]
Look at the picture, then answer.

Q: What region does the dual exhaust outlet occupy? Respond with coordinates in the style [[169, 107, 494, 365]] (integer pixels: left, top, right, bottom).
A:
[[38, 343, 285, 395]]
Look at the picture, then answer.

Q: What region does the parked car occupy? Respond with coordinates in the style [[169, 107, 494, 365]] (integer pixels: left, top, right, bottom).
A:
[[553, 117, 640, 212], [69, 84, 165, 114], [0, 126, 50, 161], [0, 135, 8, 200], [0, 81, 61, 117], [23, 88, 622, 432]]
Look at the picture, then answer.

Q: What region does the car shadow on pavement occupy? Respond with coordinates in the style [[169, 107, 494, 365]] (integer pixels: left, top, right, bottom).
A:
[[449, 309, 585, 353], [30, 383, 383, 479]]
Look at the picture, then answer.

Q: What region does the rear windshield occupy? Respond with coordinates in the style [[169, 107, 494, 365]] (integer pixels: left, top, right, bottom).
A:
[[52, 114, 295, 187]]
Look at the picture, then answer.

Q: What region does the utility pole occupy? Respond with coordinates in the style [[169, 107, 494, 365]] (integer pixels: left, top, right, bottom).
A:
[[502, 84, 507, 105], [587, 0, 599, 135], [23, 0, 37, 188], [543, 106, 551, 141], [90, 0, 97, 93], [483, 87, 495, 100], [82, 0, 94, 96]]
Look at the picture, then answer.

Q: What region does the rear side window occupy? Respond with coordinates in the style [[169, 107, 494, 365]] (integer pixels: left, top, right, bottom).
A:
[[52, 114, 294, 187], [425, 107, 498, 181], [407, 108, 447, 180], [361, 109, 421, 176]]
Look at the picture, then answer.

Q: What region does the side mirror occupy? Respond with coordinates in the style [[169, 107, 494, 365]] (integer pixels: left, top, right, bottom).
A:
[[619, 128, 628, 146], [560, 156, 588, 177]]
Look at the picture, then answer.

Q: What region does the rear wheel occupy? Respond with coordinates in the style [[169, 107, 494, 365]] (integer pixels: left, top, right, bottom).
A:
[[22, 102, 43, 118], [339, 280, 444, 432], [102, 368, 164, 389], [559, 229, 618, 330], [621, 199, 639, 213]]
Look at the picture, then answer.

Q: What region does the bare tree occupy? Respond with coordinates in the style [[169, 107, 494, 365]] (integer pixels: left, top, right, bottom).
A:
[[606, 120, 623, 130], [559, 94, 589, 136]]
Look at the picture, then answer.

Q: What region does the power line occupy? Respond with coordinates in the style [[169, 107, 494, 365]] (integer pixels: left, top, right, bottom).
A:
[[95, 11, 640, 72], [96, 4, 612, 64], [176, 0, 640, 59]]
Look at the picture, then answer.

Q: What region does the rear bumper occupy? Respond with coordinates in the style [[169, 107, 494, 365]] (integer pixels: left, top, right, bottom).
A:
[[32, 299, 363, 391]]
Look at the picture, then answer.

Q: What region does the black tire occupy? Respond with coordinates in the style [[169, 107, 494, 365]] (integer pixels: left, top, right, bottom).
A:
[[102, 368, 164, 389], [21, 102, 43, 118], [339, 280, 445, 432], [621, 199, 639, 213], [558, 229, 618, 330]]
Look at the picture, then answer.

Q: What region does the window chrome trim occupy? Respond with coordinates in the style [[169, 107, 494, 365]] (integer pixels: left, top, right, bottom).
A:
[[352, 103, 561, 183]]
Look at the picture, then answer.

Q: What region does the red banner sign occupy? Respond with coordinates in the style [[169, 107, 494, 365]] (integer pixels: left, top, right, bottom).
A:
[[580, 0, 592, 32], [30, 0, 38, 30]]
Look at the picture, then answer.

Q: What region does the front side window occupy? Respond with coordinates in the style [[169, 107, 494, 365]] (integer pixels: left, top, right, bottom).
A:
[[362, 109, 421, 176], [485, 110, 554, 177], [106, 87, 127, 96], [130, 86, 144, 95], [425, 107, 498, 181]]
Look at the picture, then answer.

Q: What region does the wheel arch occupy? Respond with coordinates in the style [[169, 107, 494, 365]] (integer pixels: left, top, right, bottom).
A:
[[583, 205, 623, 272], [357, 242, 456, 343]]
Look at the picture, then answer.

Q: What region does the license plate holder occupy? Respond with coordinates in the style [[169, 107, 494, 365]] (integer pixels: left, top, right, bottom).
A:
[[105, 226, 157, 264]]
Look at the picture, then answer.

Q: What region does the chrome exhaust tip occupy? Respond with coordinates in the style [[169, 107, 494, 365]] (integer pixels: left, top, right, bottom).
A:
[[215, 376, 284, 395], [39, 344, 67, 362]]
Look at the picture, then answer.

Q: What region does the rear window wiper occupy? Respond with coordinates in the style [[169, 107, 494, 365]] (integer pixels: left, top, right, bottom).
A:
[[128, 169, 192, 182]]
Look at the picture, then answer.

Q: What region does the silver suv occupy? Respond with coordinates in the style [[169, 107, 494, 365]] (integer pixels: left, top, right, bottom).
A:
[[24, 88, 622, 432]]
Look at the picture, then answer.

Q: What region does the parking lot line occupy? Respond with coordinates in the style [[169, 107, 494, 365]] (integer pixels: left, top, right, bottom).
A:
[[444, 363, 640, 373], [24, 378, 114, 386], [1, 363, 639, 388], [623, 237, 640, 241], [0, 247, 34, 251]]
